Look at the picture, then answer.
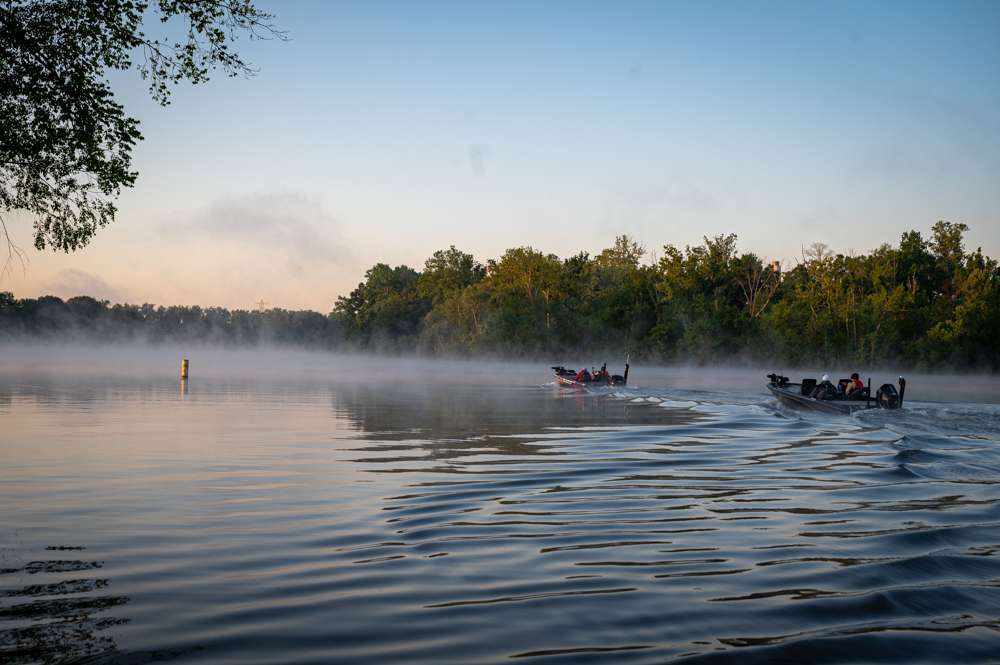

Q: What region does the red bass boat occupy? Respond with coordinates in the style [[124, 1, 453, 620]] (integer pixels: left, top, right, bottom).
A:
[[552, 360, 629, 388]]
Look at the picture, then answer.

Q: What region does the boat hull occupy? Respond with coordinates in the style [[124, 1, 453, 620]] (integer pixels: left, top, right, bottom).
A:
[[555, 374, 587, 388], [551, 364, 628, 389], [767, 384, 875, 414], [553, 373, 624, 389]]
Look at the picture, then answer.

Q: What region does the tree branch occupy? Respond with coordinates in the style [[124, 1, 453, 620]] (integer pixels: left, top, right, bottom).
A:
[[0, 213, 29, 279]]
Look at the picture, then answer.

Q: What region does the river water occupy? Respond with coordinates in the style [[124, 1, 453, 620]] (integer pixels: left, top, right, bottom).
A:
[[2, 351, 1000, 663]]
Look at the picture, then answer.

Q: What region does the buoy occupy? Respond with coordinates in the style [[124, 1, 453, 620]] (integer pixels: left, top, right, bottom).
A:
[[181, 358, 189, 380]]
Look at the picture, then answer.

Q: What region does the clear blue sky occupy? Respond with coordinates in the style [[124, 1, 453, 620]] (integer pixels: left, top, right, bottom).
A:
[[11, 0, 1000, 309]]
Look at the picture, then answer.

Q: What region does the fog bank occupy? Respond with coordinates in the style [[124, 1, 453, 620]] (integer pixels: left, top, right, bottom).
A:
[[2, 342, 998, 404]]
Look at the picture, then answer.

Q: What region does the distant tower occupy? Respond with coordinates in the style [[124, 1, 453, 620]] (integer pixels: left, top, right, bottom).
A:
[[255, 299, 269, 312]]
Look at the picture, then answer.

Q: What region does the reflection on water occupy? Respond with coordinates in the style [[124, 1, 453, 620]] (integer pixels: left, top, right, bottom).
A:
[[2, 369, 999, 664]]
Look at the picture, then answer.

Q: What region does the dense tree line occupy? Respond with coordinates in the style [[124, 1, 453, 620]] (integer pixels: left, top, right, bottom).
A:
[[333, 222, 998, 369], [0, 294, 341, 348], [2, 223, 998, 369]]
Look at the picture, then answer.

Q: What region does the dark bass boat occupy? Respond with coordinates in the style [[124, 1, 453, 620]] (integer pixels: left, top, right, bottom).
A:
[[552, 360, 630, 388], [766, 373, 906, 414]]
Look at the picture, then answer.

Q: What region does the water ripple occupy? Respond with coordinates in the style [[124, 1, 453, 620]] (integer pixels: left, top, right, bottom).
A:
[[2, 377, 999, 663]]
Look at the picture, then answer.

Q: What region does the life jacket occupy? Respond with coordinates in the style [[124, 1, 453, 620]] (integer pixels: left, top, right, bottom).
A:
[[575, 369, 586, 382]]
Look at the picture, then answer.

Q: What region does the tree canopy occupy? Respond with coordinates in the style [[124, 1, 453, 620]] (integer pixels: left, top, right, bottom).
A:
[[0, 0, 282, 264], [4, 225, 998, 370]]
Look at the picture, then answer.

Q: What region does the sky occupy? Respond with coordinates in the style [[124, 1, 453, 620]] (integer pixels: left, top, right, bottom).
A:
[[5, 0, 1000, 311]]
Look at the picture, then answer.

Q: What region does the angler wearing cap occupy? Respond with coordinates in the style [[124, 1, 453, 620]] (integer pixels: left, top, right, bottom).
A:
[[846, 372, 865, 397], [811, 374, 835, 399]]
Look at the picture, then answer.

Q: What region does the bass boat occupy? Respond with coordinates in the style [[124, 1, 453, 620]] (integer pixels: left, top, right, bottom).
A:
[[766, 373, 905, 414], [552, 360, 629, 388]]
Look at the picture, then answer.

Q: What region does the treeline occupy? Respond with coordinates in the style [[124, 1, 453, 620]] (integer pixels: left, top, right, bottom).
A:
[[0, 294, 341, 348], [332, 222, 998, 368], [2, 222, 998, 369]]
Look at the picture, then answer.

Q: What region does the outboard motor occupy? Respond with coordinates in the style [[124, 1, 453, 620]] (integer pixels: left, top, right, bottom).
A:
[[876, 383, 900, 409], [610, 354, 630, 386]]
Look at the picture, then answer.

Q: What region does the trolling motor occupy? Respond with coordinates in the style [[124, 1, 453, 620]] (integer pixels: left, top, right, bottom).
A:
[[766, 373, 789, 387]]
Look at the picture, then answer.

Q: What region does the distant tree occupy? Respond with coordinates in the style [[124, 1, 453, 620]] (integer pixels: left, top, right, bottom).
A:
[[419, 285, 490, 354], [594, 234, 645, 270], [333, 263, 429, 348], [802, 242, 832, 263], [930, 221, 969, 272], [417, 246, 485, 305], [588, 236, 655, 349], [650, 234, 747, 359], [735, 254, 780, 320], [929, 221, 970, 302], [924, 222, 1000, 366], [0, 0, 284, 269], [482, 247, 562, 351]]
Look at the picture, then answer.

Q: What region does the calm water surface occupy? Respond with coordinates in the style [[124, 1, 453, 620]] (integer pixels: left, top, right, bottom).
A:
[[2, 360, 1000, 664]]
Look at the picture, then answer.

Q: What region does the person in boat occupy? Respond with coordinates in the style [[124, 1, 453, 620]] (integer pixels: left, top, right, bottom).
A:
[[811, 374, 835, 399], [575, 368, 592, 383], [594, 363, 609, 383], [845, 372, 865, 398]]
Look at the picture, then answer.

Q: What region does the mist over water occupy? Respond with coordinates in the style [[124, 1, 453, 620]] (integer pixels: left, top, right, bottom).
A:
[[2, 347, 1000, 663], [4, 343, 998, 402]]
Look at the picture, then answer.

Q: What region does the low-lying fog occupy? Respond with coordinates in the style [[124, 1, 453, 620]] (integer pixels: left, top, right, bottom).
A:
[[2, 342, 998, 404]]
